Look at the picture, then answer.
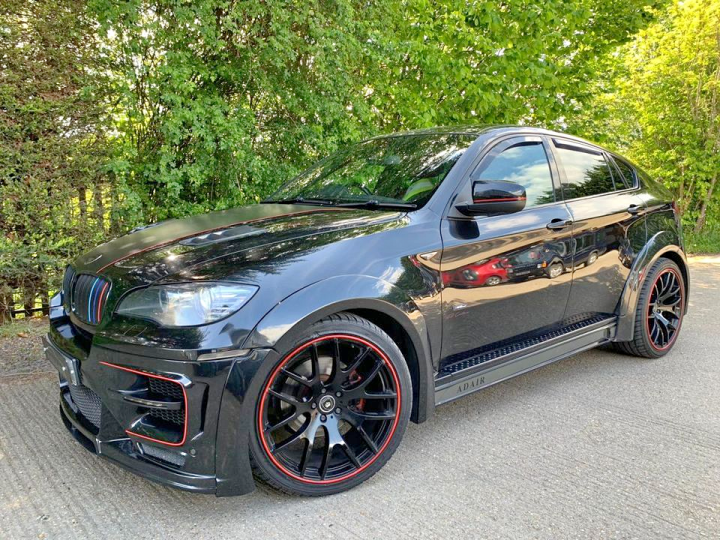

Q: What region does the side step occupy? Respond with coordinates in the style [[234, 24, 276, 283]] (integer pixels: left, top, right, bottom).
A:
[[435, 316, 616, 405]]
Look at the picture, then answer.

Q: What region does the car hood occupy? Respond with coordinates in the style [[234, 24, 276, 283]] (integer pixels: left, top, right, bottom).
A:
[[74, 204, 401, 289]]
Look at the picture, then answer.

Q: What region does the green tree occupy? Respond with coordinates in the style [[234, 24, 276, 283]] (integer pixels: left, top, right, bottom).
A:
[[90, 0, 387, 223], [0, 0, 111, 320], [571, 0, 720, 234], [89, 0, 668, 223], [368, 0, 667, 129]]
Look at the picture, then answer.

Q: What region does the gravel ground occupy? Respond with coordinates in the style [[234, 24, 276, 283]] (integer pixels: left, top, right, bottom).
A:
[[0, 318, 48, 378], [0, 258, 718, 539]]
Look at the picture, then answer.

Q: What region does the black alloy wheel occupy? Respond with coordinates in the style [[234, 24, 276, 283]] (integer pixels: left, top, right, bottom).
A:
[[611, 258, 685, 358], [251, 313, 411, 496], [646, 267, 683, 350]]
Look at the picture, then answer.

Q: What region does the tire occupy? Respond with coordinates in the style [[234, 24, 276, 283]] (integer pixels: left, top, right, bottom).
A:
[[611, 258, 686, 358], [586, 251, 598, 266], [250, 312, 412, 496], [485, 276, 502, 286], [547, 262, 564, 279]]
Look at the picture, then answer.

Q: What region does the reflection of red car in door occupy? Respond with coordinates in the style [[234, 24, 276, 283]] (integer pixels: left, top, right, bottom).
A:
[[442, 257, 509, 288]]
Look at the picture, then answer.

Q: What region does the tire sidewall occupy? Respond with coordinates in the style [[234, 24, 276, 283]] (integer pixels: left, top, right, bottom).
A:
[[249, 315, 412, 496]]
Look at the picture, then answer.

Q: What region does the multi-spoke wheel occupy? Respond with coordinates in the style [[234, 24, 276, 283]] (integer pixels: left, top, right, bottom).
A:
[[612, 258, 686, 358], [646, 267, 683, 350], [250, 313, 411, 495]]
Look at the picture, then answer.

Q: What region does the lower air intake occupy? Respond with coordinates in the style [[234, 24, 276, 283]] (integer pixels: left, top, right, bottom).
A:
[[67, 383, 102, 428], [140, 443, 186, 467]]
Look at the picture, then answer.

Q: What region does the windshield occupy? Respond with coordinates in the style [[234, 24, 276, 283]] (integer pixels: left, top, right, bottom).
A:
[[265, 133, 476, 208]]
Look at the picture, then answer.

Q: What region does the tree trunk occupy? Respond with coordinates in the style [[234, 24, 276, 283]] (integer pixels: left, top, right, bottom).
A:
[[0, 292, 12, 323], [94, 182, 105, 232], [23, 283, 35, 317], [695, 172, 718, 233], [78, 186, 87, 222], [41, 290, 50, 316]]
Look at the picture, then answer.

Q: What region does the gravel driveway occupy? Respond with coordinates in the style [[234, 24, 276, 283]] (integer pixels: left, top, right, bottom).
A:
[[1, 258, 718, 539]]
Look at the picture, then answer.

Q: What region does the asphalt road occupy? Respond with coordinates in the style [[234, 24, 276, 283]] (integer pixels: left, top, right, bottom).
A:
[[1, 258, 718, 539]]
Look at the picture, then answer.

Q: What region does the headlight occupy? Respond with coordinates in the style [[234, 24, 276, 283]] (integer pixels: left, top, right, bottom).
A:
[[116, 282, 258, 327]]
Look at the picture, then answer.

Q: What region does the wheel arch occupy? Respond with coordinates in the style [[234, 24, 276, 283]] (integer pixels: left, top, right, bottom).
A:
[[242, 275, 436, 424], [615, 234, 689, 342]]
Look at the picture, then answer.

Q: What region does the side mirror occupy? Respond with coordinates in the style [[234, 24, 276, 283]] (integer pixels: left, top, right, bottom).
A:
[[456, 180, 527, 216]]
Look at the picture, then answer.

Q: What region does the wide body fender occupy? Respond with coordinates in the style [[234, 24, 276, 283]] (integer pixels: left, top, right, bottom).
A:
[[615, 232, 689, 342], [244, 274, 436, 422]]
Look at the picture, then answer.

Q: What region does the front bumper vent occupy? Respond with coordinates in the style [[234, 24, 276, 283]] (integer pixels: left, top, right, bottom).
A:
[[148, 378, 186, 427], [65, 383, 102, 429], [140, 443, 187, 467]]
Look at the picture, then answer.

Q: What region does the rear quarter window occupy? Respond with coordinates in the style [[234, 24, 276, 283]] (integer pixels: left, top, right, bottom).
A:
[[612, 157, 637, 189], [554, 140, 616, 199]]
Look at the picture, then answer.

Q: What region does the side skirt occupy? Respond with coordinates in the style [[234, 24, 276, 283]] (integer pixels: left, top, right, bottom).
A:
[[434, 318, 616, 405]]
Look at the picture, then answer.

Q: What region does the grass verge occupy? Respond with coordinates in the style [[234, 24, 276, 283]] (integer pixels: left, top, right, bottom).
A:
[[685, 227, 720, 255], [0, 317, 48, 340]]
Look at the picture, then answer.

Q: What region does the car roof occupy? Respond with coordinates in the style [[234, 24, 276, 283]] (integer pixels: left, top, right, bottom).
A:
[[372, 124, 603, 150]]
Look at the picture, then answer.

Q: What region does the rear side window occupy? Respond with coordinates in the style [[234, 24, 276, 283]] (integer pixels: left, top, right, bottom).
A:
[[554, 141, 615, 199], [612, 157, 637, 188], [473, 141, 556, 207]]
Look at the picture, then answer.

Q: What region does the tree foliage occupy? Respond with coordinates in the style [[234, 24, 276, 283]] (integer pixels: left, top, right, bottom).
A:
[[570, 0, 720, 233], [0, 0, 111, 320]]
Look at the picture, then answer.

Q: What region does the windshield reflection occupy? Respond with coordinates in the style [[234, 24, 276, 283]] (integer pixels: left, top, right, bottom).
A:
[[266, 134, 476, 208]]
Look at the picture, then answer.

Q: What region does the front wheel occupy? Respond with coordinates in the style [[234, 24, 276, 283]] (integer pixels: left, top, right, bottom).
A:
[[250, 312, 411, 496], [612, 258, 686, 358], [547, 262, 564, 279]]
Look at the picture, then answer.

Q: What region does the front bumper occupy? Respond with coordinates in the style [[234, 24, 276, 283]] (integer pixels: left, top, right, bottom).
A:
[[44, 319, 273, 496]]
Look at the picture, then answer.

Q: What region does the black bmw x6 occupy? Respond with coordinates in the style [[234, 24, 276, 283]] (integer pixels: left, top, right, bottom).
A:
[[45, 126, 688, 496]]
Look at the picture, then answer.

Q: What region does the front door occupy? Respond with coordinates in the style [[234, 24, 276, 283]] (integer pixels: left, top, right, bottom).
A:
[[439, 136, 575, 367]]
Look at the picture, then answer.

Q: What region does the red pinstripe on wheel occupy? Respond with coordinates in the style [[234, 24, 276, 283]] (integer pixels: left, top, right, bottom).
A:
[[257, 334, 401, 485]]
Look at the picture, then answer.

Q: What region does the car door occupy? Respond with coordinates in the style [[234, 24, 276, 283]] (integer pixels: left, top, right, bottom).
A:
[[439, 135, 575, 366], [548, 137, 647, 320]]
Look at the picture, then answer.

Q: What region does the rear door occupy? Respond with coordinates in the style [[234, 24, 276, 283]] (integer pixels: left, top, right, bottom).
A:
[[439, 135, 575, 365], [549, 137, 646, 320]]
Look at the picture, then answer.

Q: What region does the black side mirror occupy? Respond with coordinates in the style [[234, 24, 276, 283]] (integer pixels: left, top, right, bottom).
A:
[[456, 180, 526, 216]]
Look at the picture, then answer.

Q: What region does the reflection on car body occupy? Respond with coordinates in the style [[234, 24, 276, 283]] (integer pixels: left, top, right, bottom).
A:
[[442, 257, 509, 288]]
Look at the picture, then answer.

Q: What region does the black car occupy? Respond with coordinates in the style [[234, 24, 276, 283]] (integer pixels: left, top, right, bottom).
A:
[[45, 126, 688, 497]]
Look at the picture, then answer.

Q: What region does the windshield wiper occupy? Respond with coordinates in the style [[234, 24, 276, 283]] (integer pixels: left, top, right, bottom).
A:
[[262, 197, 335, 206], [334, 200, 418, 210]]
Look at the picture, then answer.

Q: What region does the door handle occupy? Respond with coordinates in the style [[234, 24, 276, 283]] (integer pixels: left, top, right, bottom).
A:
[[627, 204, 643, 215], [546, 218, 573, 231]]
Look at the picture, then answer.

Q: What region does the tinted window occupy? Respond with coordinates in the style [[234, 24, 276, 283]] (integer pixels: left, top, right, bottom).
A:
[[474, 142, 555, 207], [613, 157, 636, 188], [555, 142, 615, 199]]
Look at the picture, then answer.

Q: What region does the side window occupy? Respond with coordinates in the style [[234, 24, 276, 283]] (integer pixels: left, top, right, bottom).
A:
[[473, 142, 555, 207], [554, 141, 615, 199], [612, 157, 637, 189]]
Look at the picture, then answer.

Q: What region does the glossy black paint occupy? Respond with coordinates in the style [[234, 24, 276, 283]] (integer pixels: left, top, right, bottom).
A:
[[45, 125, 688, 496]]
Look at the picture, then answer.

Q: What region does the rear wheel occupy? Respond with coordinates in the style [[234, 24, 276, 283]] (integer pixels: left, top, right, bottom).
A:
[[485, 276, 502, 286], [250, 312, 411, 496], [612, 258, 685, 358]]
